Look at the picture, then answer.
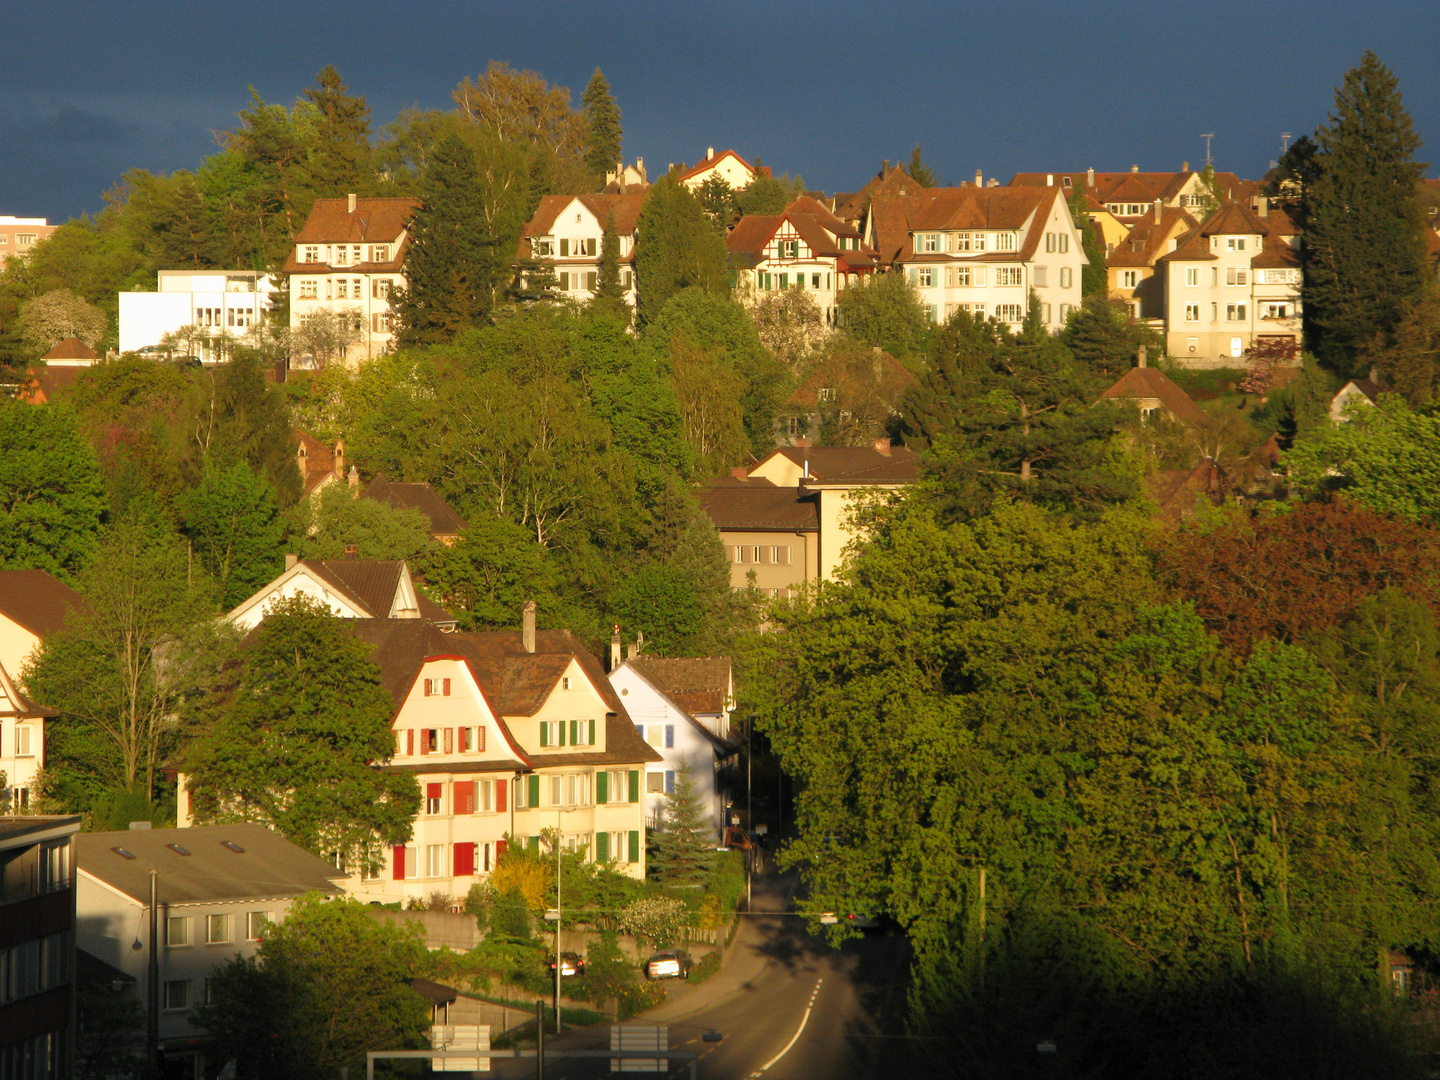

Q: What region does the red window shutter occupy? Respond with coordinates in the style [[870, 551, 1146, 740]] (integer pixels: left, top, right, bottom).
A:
[[419, 732, 429, 755], [443, 678, 452, 696], [392, 845, 405, 880], [454, 842, 474, 876], [423, 678, 432, 697], [406, 730, 414, 755], [495, 779, 507, 813], [455, 782, 474, 815], [496, 839, 508, 860], [427, 782, 442, 801], [444, 728, 453, 754], [477, 726, 486, 752]]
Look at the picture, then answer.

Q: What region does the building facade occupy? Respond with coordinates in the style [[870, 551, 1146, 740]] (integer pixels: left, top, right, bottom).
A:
[[516, 193, 644, 307], [118, 271, 279, 360], [0, 217, 56, 266]]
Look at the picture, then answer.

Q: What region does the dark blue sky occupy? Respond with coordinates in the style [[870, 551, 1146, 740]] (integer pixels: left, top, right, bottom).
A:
[[4, 1, 1437, 224]]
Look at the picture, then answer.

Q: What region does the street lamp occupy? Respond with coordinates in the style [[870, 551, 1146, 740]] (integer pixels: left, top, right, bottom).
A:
[[543, 805, 580, 1034]]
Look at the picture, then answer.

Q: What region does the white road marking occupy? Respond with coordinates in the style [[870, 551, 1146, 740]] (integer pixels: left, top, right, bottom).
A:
[[754, 978, 823, 1074]]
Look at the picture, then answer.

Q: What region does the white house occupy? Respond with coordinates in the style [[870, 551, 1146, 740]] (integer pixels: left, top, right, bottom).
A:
[[608, 657, 736, 835], [75, 824, 346, 1068], [283, 195, 419, 365], [677, 148, 762, 192], [118, 270, 279, 360], [867, 185, 1088, 332], [223, 557, 454, 633], [0, 571, 89, 813], [516, 192, 644, 307]]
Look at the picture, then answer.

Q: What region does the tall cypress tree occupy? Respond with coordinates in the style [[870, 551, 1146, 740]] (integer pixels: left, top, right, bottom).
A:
[[1305, 51, 1429, 375], [393, 132, 497, 346], [907, 145, 937, 187], [582, 68, 623, 179], [592, 211, 628, 316]]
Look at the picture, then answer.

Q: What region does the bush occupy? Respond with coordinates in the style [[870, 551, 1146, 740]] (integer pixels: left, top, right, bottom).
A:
[[689, 951, 722, 984]]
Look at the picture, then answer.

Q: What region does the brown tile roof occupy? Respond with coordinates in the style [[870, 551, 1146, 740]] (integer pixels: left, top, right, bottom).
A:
[[282, 197, 419, 273], [0, 569, 90, 638], [1143, 458, 1231, 526], [677, 149, 756, 183], [698, 479, 820, 531], [1008, 170, 1246, 205], [361, 474, 467, 537], [294, 428, 340, 496], [299, 559, 453, 624], [1197, 200, 1272, 237], [78, 823, 346, 904], [765, 444, 921, 484], [517, 192, 647, 261], [1251, 234, 1302, 269], [1106, 207, 1197, 267], [42, 337, 101, 361], [725, 202, 877, 266], [627, 657, 731, 717], [1158, 200, 1300, 266], [17, 365, 84, 405], [1101, 366, 1212, 428], [833, 164, 919, 224], [869, 187, 1061, 266]]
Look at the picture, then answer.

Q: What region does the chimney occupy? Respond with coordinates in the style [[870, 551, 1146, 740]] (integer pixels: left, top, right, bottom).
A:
[[706, 146, 715, 160], [1086, 166, 1095, 188], [1181, 161, 1189, 172], [296, 444, 308, 480], [1130, 165, 1139, 173], [792, 437, 812, 448], [285, 553, 298, 570], [343, 543, 358, 559], [874, 438, 892, 456], [730, 467, 748, 478], [522, 600, 536, 653], [974, 169, 983, 187], [1154, 200, 1162, 223], [334, 438, 345, 478], [1137, 345, 1148, 369], [881, 158, 890, 174], [1046, 174, 1054, 187], [347, 192, 357, 213], [348, 464, 359, 491], [610, 624, 621, 672], [636, 156, 644, 179], [803, 459, 810, 480], [1257, 196, 1269, 218]]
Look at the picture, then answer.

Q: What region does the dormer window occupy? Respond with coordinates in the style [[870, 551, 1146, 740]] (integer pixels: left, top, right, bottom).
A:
[[534, 238, 554, 257], [423, 678, 451, 697], [303, 245, 319, 263], [371, 244, 389, 262], [1227, 237, 1247, 251]]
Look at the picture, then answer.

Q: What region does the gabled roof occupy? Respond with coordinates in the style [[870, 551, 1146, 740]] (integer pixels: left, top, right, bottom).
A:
[[1106, 207, 1197, 267], [1198, 201, 1271, 237], [361, 474, 467, 537], [1158, 200, 1295, 265], [0, 569, 90, 638], [294, 428, 341, 497], [725, 199, 874, 265], [833, 164, 919, 224], [521, 192, 647, 240], [869, 186, 1063, 265], [18, 365, 84, 404], [761, 444, 921, 485], [1101, 366, 1212, 428], [1007, 170, 1246, 205], [698, 479, 820, 531], [1143, 458, 1231, 525], [300, 560, 452, 624], [77, 823, 346, 905], [677, 149, 758, 184], [282, 197, 419, 273], [613, 659, 734, 753], [42, 337, 101, 361], [626, 657, 732, 717]]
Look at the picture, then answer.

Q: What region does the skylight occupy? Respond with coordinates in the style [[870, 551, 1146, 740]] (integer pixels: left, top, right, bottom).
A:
[[110, 847, 136, 860]]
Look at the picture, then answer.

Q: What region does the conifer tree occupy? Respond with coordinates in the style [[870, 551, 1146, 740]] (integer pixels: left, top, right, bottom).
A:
[[633, 177, 729, 327], [582, 68, 623, 179], [393, 132, 497, 345], [907, 145, 937, 187], [648, 760, 716, 888], [592, 213, 628, 315], [1305, 51, 1429, 375], [1067, 182, 1107, 298], [298, 66, 374, 199]]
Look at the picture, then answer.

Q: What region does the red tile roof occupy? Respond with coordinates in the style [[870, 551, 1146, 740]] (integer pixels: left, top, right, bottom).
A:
[[517, 192, 647, 261], [763, 444, 921, 484], [282, 197, 418, 274], [869, 187, 1063, 266], [1008, 170, 1246, 205], [1101, 366, 1212, 428], [677, 149, 757, 184], [0, 569, 90, 639], [1105, 207, 1197, 267], [626, 657, 731, 718], [699, 479, 820, 531], [42, 337, 100, 361]]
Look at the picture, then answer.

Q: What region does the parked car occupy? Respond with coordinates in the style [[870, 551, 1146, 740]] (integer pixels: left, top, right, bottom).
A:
[[845, 912, 881, 931], [645, 950, 693, 980], [548, 951, 586, 977]]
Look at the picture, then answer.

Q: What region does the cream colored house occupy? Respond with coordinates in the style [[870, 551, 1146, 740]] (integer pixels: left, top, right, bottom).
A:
[[1157, 199, 1303, 366], [224, 558, 454, 632], [284, 194, 418, 365], [867, 185, 1088, 332], [677, 148, 760, 191], [1106, 203, 1198, 320], [516, 192, 644, 307]]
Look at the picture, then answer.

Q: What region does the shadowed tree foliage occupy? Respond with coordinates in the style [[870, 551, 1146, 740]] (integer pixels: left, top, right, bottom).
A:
[[633, 176, 729, 326], [178, 461, 285, 608], [835, 271, 931, 358], [0, 399, 105, 578], [582, 68, 622, 179], [907, 146, 936, 187]]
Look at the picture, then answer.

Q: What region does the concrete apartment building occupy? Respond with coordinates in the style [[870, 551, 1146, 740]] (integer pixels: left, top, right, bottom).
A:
[[0, 217, 56, 265], [118, 270, 279, 359]]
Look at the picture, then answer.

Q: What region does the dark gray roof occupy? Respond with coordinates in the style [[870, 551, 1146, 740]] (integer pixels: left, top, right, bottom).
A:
[[0, 815, 81, 849], [0, 570, 90, 638], [362, 474, 468, 537], [77, 823, 346, 905], [698, 479, 820, 531]]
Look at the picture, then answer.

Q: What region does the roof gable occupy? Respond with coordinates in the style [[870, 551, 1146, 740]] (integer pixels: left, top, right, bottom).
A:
[[1102, 366, 1212, 427], [0, 569, 90, 640], [292, 197, 419, 244]]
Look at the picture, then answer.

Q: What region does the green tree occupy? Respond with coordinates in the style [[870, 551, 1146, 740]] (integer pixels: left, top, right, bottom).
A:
[[394, 131, 498, 345], [835, 271, 931, 358], [17, 288, 108, 353], [696, 175, 737, 226], [0, 399, 105, 578], [178, 462, 285, 608], [633, 176, 729, 326], [188, 595, 420, 867], [1060, 294, 1162, 379], [907, 145, 936, 187], [648, 760, 716, 888], [581, 68, 622, 179], [23, 518, 225, 810], [195, 894, 429, 1080], [290, 482, 433, 562], [612, 565, 704, 657], [418, 518, 565, 630], [1193, 161, 1227, 216], [181, 353, 300, 503], [296, 66, 374, 199], [1067, 180, 1108, 297], [592, 212, 628, 315], [1305, 51, 1430, 374], [733, 172, 806, 217]]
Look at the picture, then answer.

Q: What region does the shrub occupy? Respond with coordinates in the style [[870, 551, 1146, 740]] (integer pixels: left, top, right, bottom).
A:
[[689, 951, 722, 984]]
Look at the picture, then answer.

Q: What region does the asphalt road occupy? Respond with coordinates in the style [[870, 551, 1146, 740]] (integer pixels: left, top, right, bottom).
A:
[[498, 856, 911, 1080]]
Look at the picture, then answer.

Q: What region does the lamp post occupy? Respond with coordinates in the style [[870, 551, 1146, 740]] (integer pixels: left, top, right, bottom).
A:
[[146, 869, 159, 1075], [543, 805, 578, 1035]]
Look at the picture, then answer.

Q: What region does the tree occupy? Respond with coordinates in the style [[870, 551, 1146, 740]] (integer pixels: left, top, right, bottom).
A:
[[289, 307, 362, 368], [733, 172, 806, 217], [17, 288, 108, 354], [290, 481, 433, 562], [581, 68, 622, 178], [612, 565, 705, 657], [835, 272, 931, 358], [23, 518, 225, 810], [1060, 294, 1162, 379], [1067, 180, 1108, 298], [452, 62, 588, 166], [0, 399, 105, 578], [187, 595, 421, 868], [181, 353, 300, 503], [750, 287, 825, 375], [667, 338, 750, 474], [418, 518, 564, 630], [1305, 52, 1430, 374], [296, 66, 374, 198], [178, 461, 285, 608], [907, 145, 936, 187], [1193, 162, 1226, 217], [633, 177, 729, 326], [696, 175, 737, 226], [195, 894, 429, 1080], [393, 132, 497, 345], [591, 213, 628, 315], [648, 760, 716, 888]]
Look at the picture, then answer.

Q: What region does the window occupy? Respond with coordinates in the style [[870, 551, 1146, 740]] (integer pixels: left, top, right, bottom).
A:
[[1034, 266, 1048, 288], [782, 240, 798, 258], [541, 720, 567, 747], [15, 725, 32, 757], [916, 268, 934, 288], [336, 279, 348, 299], [372, 312, 393, 333], [534, 239, 554, 257], [1059, 267, 1072, 289], [598, 769, 626, 804], [1185, 304, 1200, 322], [1042, 304, 1053, 324], [1120, 270, 1138, 288], [994, 232, 1016, 252], [1226, 267, 1248, 286], [372, 245, 389, 262], [647, 771, 666, 794], [163, 981, 190, 1011], [334, 246, 347, 266], [1226, 238, 1247, 251], [206, 914, 230, 944], [972, 234, 987, 252], [922, 233, 939, 253], [752, 545, 769, 564], [166, 916, 190, 947], [568, 719, 597, 747], [1185, 268, 1199, 287], [515, 777, 531, 809], [812, 273, 821, 289], [373, 278, 391, 299], [477, 779, 496, 813], [423, 678, 451, 697], [622, 270, 633, 289], [1231, 337, 1244, 358], [954, 266, 971, 287], [418, 729, 437, 754], [771, 545, 791, 565], [996, 268, 1023, 286], [1227, 304, 1248, 321], [303, 245, 319, 263], [561, 676, 572, 691], [952, 233, 971, 252], [426, 783, 442, 815], [247, 911, 271, 940], [426, 845, 445, 878], [995, 304, 1023, 323], [39, 840, 67, 893], [1263, 302, 1290, 320]]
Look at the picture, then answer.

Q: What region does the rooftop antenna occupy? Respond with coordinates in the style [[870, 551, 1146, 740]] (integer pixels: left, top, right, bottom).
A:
[[1200, 134, 1215, 167], [1280, 131, 1292, 152]]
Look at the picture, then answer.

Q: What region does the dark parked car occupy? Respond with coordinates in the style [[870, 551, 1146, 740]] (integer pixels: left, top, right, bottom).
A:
[[645, 950, 693, 980], [548, 951, 585, 977]]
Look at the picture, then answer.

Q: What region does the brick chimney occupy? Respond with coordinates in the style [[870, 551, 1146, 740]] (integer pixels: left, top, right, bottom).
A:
[[522, 600, 536, 654], [792, 438, 812, 449], [347, 192, 357, 213], [348, 465, 359, 490], [610, 624, 621, 671], [874, 438, 892, 456], [343, 544, 358, 559], [730, 467, 748, 478], [974, 169, 983, 187], [1137, 345, 1148, 369]]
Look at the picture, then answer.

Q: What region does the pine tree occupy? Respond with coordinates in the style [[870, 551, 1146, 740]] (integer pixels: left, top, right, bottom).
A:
[[633, 176, 729, 327], [582, 68, 623, 179], [1305, 51, 1429, 375], [1193, 162, 1225, 216], [647, 760, 716, 888], [393, 132, 498, 345], [908, 145, 937, 187], [592, 212, 628, 316], [298, 66, 374, 200]]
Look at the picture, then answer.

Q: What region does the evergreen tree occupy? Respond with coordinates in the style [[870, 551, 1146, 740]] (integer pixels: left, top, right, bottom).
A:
[[1067, 181, 1107, 298], [1305, 51, 1430, 375], [393, 132, 498, 345], [581, 68, 622, 179], [1060, 294, 1162, 379], [648, 760, 716, 888], [592, 213, 628, 315], [633, 177, 729, 327], [1193, 162, 1226, 216], [298, 66, 374, 199], [697, 175, 737, 228], [907, 145, 937, 187]]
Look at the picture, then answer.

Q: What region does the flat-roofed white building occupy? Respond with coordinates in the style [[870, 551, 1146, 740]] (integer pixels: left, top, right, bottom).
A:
[[118, 270, 278, 360]]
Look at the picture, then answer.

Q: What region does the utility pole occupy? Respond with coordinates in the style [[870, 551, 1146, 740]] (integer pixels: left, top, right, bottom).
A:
[[1200, 133, 1215, 167], [554, 822, 563, 1034], [535, 999, 545, 1080], [147, 869, 159, 1075], [1281, 131, 1292, 153]]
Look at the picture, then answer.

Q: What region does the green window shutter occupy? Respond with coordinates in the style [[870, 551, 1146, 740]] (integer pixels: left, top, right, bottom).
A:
[[596, 771, 609, 804], [558, 721, 567, 747], [589, 718, 596, 746], [569, 719, 578, 746], [539, 723, 548, 748], [628, 769, 639, 803], [596, 832, 609, 862], [908, 268, 918, 286], [628, 830, 640, 864], [529, 835, 539, 852], [528, 774, 540, 808]]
